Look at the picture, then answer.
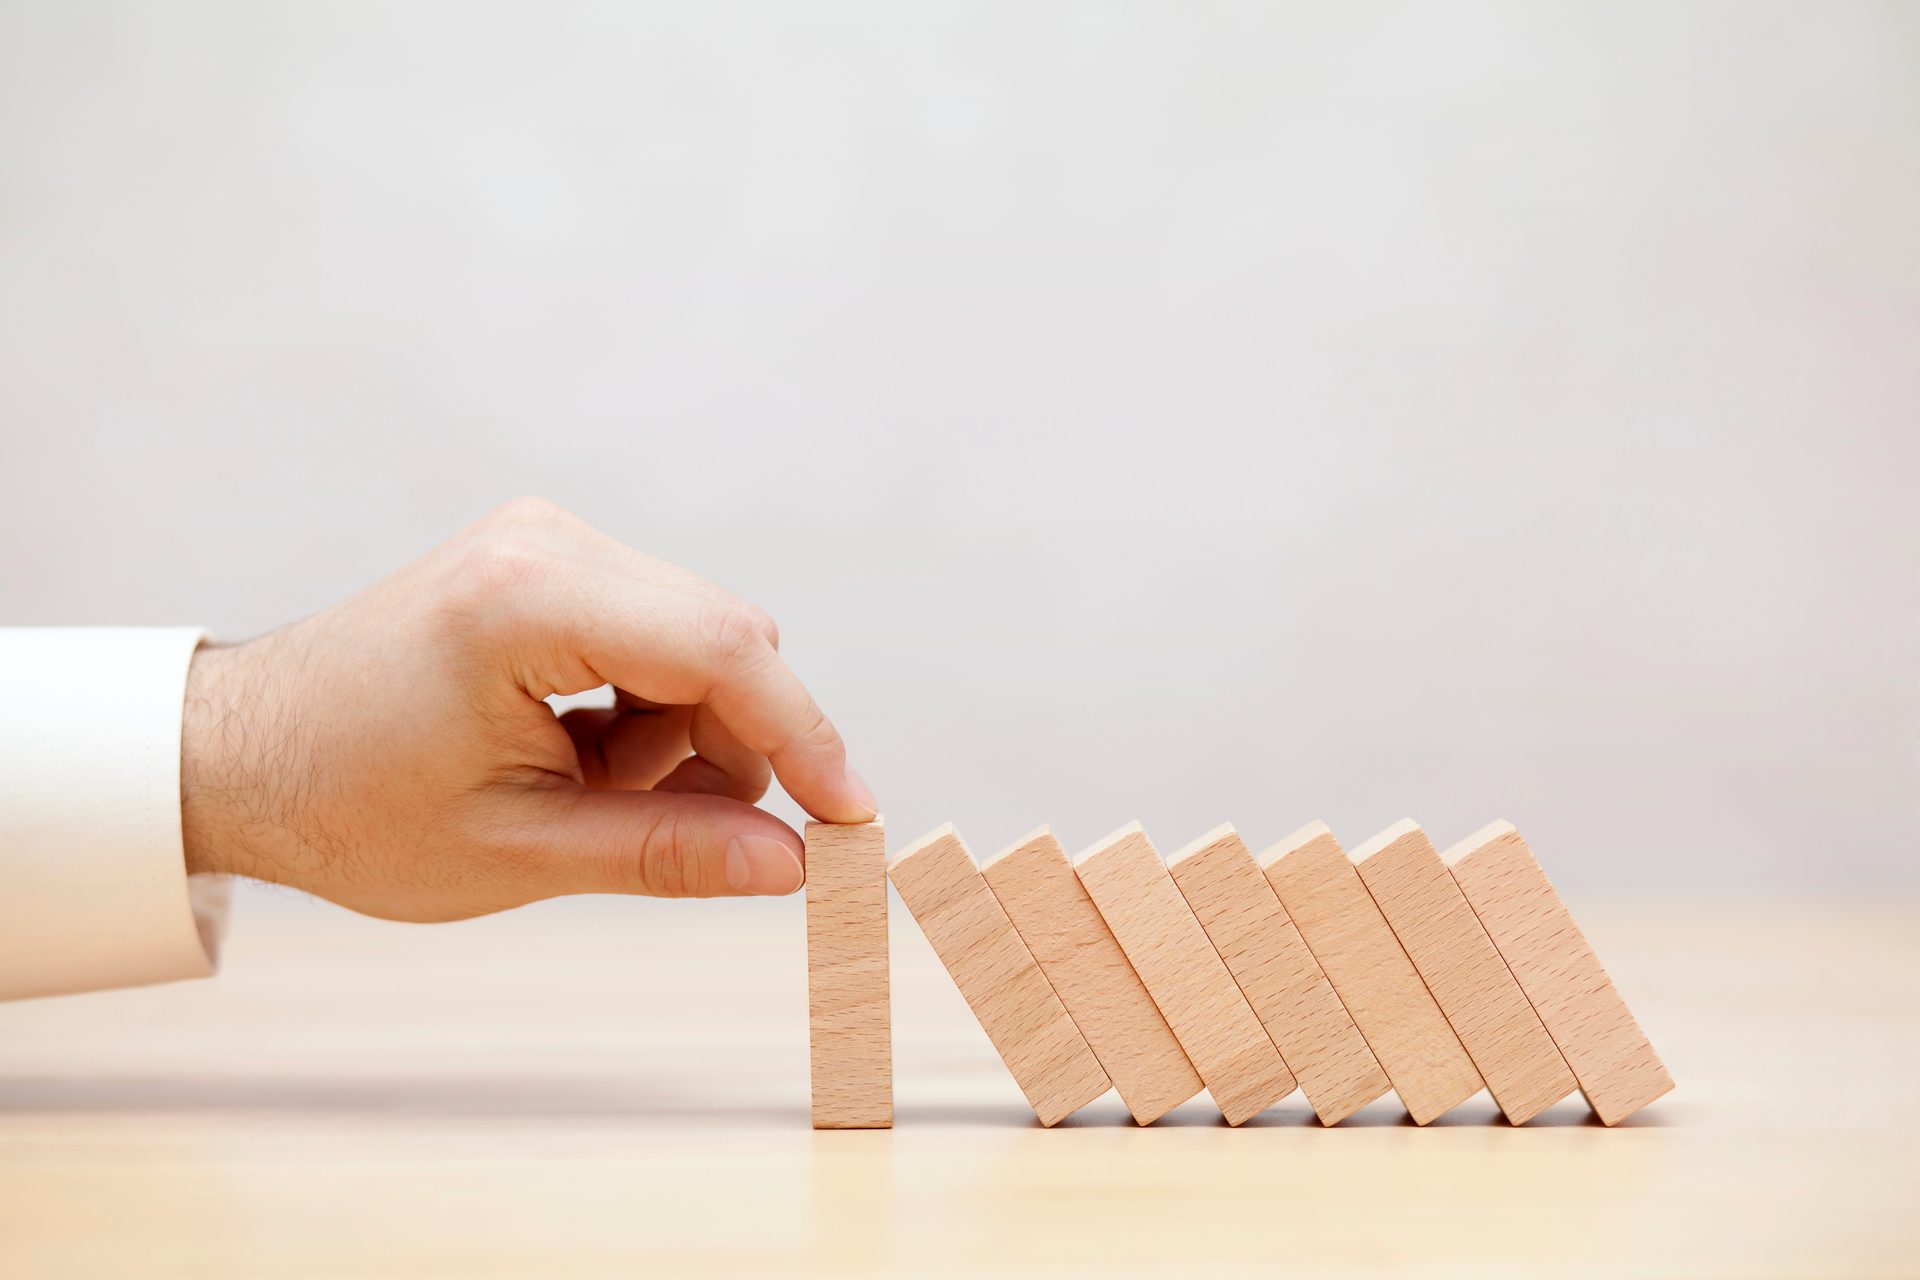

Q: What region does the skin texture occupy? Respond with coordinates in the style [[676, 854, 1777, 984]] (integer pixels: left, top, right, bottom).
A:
[[179, 498, 876, 922]]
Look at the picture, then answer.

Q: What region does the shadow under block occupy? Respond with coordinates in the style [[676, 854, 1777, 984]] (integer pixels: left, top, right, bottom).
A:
[[981, 827, 1203, 1125], [888, 824, 1111, 1126], [1075, 823, 1295, 1126], [805, 820, 891, 1129], [1166, 824, 1391, 1125], [1351, 821, 1578, 1125], [1260, 822, 1483, 1125], [1443, 822, 1675, 1126]]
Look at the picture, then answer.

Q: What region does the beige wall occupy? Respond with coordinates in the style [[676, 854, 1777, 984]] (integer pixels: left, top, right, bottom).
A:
[[2, 2, 1914, 894]]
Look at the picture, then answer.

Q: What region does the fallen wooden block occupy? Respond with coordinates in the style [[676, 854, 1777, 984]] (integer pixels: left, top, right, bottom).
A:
[[1443, 821, 1674, 1125], [888, 824, 1111, 1126], [1351, 820, 1577, 1125], [1076, 822, 1295, 1125], [1167, 823, 1392, 1125], [805, 819, 891, 1129], [1260, 822, 1483, 1125], [982, 826, 1203, 1125]]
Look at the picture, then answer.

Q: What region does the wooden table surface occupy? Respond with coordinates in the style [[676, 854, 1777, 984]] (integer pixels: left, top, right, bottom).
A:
[[1, 892, 1914, 1278]]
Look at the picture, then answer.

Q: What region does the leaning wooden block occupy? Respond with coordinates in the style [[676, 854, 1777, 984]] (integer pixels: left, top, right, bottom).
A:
[[982, 826, 1203, 1125], [1076, 822, 1295, 1125], [1260, 822, 1482, 1125], [1167, 823, 1391, 1125], [888, 824, 1111, 1126], [805, 819, 891, 1129], [1443, 821, 1675, 1125], [1351, 820, 1577, 1125]]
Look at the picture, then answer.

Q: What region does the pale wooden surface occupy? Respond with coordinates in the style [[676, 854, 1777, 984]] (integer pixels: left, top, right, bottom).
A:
[[1263, 822, 1483, 1124], [1353, 821, 1577, 1124], [887, 825, 1108, 1126], [804, 820, 891, 1128], [1446, 822, 1675, 1125], [1075, 823, 1294, 1125], [1167, 823, 1388, 1125], [1, 893, 1916, 1279], [982, 827, 1202, 1126]]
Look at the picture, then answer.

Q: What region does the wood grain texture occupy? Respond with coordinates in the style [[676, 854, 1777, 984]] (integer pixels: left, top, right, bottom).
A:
[[981, 826, 1202, 1124], [1260, 822, 1483, 1125], [1443, 821, 1674, 1126], [1167, 823, 1391, 1125], [805, 819, 891, 1128], [1075, 822, 1295, 1125], [888, 824, 1110, 1126], [4, 902, 1905, 1277], [1351, 820, 1577, 1125]]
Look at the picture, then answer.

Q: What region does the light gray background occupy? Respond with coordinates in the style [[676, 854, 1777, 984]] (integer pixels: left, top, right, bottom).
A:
[[2, 1, 1915, 900]]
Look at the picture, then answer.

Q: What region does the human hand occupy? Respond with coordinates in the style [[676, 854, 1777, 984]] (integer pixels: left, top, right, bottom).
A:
[[179, 498, 874, 921]]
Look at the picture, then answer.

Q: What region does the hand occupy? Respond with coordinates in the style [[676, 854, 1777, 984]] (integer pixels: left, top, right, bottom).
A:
[[179, 498, 875, 921]]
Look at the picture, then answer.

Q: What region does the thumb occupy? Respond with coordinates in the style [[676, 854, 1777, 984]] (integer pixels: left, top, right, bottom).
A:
[[504, 789, 806, 899]]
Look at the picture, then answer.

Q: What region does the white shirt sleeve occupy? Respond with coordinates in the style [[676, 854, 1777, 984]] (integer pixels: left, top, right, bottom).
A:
[[0, 627, 230, 1001]]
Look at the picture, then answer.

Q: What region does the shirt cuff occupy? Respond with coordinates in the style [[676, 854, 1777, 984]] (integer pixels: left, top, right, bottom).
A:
[[0, 626, 230, 1000]]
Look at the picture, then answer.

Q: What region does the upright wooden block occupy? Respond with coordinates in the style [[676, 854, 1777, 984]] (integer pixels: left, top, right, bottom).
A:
[[1351, 820, 1577, 1125], [1075, 822, 1295, 1125], [888, 824, 1111, 1126], [1443, 821, 1675, 1125], [982, 826, 1203, 1125], [805, 819, 891, 1129], [1167, 824, 1391, 1125], [1260, 822, 1482, 1125]]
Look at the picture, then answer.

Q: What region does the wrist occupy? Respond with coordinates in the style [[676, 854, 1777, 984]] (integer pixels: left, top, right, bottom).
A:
[[180, 641, 270, 880]]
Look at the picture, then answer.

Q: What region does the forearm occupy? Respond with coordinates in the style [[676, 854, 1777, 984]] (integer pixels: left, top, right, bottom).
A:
[[181, 634, 316, 883]]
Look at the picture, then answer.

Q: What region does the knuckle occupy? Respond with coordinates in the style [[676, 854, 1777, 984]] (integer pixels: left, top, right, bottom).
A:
[[452, 535, 549, 603], [636, 811, 703, 898], [487, 495, 573, 532], [710, 605, 773, 675], [744, 604, 780, 649], [797, 701, 840, 751]]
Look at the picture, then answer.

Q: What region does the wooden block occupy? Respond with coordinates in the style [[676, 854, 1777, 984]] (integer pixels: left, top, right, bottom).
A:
[[1351, 820, 1578, 1125], [805, 819, 891, 1129], [1443, 821, 1675, 1125], [888, 824, 1111, 1126], [1075, 822, 1295, 1125], [982, 826, 1203, 1125], [1166, 824, 1391, 1125], [1260, 822, 1482, 1125]]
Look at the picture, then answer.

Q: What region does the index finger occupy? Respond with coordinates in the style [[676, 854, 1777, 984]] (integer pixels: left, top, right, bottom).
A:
[[515, 561, 876, 824]]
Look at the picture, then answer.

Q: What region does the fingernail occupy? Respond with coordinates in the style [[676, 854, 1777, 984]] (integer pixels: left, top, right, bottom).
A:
[[725, 834, 805, 895], [843, 765, 878, 819]]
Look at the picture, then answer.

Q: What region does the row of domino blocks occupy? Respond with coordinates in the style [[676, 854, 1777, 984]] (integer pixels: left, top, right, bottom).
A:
[[804, 816, 1672, 1129]]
